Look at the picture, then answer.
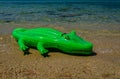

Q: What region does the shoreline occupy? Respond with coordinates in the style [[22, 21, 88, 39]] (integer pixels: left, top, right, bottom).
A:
[[0, 22, 120, 34], [0, 2, 120, 78]]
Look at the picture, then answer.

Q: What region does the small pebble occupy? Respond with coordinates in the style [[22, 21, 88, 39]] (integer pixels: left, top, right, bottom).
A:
[[97, 48, 113, 53], [0, 50, 5, 52], [0, 37, 3, 40], [0, 44, 6, 47]]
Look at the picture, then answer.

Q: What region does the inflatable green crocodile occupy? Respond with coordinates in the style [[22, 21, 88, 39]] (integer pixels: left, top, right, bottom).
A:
[[12, 28, 93, 56]]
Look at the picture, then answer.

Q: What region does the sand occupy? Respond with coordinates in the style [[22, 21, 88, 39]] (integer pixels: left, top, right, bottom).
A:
[[0, 23, 120, 79]]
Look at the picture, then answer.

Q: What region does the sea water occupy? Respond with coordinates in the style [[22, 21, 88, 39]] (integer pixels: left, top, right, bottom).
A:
[[0, 1, 120, 30]]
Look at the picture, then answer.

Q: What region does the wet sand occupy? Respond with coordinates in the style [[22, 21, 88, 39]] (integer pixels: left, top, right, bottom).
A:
[[0, 23, 120, 79]]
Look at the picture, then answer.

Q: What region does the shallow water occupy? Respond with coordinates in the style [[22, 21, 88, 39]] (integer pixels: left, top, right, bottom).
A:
[[0, 2, 120, 30]]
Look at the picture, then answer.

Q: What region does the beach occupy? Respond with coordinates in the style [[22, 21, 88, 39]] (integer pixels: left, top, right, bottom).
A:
[[0, 2, 120, 79]]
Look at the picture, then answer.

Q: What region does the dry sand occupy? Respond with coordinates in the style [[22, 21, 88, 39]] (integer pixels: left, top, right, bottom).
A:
[[0, 23, 120, 79]]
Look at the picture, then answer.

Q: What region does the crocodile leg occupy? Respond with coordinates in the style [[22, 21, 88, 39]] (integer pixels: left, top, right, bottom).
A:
[[37, 42, 49, 57], [18, 38, 28, 51]]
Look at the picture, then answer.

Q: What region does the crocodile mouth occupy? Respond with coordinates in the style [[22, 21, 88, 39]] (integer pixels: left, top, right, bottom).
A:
[[72, 50, 93, 54], [70, 49, 95, 56]]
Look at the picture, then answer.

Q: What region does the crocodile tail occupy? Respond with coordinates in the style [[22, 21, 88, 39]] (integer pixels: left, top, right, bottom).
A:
[[12, 28, 27, 40]]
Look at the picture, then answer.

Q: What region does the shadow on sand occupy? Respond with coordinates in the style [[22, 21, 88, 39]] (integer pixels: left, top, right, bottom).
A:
[[47, 48, 97, 57], [23, 48, 97, 57]]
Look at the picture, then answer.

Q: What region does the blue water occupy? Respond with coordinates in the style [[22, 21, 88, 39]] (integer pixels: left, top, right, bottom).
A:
[[0, 2, 120, 30]]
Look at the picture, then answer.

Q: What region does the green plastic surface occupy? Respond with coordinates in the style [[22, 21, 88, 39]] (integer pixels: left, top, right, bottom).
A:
[[12, 28, 93, 56]]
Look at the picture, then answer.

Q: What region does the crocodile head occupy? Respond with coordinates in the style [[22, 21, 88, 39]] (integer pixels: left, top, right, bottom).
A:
[[58, 30, 93, 55]]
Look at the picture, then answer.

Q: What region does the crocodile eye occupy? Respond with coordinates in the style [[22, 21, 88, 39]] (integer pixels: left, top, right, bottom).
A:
[[64, 36, 70, 40]]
